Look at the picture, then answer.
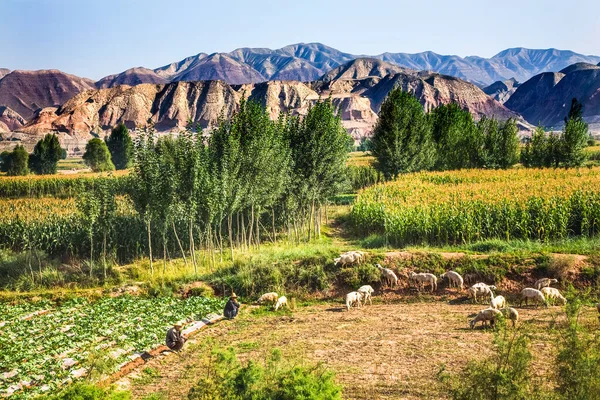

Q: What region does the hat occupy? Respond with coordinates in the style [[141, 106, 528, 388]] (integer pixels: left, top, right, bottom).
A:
[[174, 321, 183, 327], [230, 293, 238, 299]]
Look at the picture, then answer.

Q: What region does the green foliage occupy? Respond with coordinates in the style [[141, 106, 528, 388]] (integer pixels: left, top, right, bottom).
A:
[[441, 322, 542, 400], [431, 103, 481, 170], [562, 98, 589, 168], [555, 293, 600, 399], [83, 138, 115, 172], [48, 383, 130, 400], [29, 133, 63, 175], [1, 145, 29, 176], [105, 123, 134, 170], [484, 118, 520, 169], [371, 88, 435, 179], [346, 165, 381, 190], [187, 347, 342, 400], [0, 174, 131, 198]]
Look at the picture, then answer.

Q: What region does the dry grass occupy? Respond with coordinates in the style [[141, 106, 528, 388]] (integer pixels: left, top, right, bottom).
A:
[[114, 299, 594, 400], [347, 152, 375, 167]]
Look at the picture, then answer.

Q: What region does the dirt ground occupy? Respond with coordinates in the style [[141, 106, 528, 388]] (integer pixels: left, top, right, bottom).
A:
[[113, 296, 587, 400]]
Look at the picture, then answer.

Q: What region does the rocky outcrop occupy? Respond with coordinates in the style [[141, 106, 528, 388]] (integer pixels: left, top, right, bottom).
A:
[[168, 53, 265, 84], [96, 67, 168, 88], [483, 78, 520, 104], [23, 64, 521, 140], [0, 69, 95, 121], [0, 106, 26, 131], [320, 58, 412, 82], [0, 69, 10, 79], [505, 64, 600, 128]]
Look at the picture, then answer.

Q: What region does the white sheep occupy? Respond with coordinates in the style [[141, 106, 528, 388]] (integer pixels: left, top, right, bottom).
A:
[[501, 307, 519, 327], [467, 283, 495, 303], [345, 291, 362, 311], [257, 292, 278, 305], [534, 278, 558, 290], [334, 252, 359, 267], [274, 296, 288, 311], [519, 288, 546, 307], [540, 287, 567, 305], [409, 272, 438, 292], [470, 308, 502, 329], [357, 285, 375, 305], [440, 270, 464, 290], [490, 295, 506, 310], [342, 250, 366, 264], [376, 264, 398, 287]]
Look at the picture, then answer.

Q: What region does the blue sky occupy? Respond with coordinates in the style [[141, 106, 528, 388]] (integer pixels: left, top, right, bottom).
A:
[[2, 0, 599, 79]]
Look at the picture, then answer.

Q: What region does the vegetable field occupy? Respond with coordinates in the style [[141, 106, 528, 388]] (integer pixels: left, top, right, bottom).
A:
[[351, 167, 600, 245], [0, 296, 225, 398]]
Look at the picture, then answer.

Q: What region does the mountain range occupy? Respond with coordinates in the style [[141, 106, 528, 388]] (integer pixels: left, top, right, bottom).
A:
[[1, 43, 600, 143]]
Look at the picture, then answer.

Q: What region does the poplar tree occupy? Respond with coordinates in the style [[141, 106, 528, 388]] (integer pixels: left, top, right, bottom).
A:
[[371, 88, 435, 179], [29, 134, 63, 175], [106, 123, 134, 170]]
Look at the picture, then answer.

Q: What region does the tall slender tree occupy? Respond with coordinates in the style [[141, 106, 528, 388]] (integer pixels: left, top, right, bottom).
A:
[[29, 134, 63, 175], [106, 123, 134, 170], [371, 89, 435, 179], [562, 98, 589, 167]]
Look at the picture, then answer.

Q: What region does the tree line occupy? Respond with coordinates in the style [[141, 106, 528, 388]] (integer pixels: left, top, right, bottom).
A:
[[77, 98, 349, 274], [370, 88, 590, 179], [0, 123, 133, 176]]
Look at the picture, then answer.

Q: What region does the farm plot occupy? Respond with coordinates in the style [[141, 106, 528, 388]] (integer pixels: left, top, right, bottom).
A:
[[0, 295, 225, 398], [351, 167, 600, 245]]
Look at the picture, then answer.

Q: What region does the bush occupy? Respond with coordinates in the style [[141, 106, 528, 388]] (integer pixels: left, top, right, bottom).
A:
[[1, 145, 29, 176], [440, 322, 543, 400], [49, 383, 130, 400], [187, 347, 341, 400]]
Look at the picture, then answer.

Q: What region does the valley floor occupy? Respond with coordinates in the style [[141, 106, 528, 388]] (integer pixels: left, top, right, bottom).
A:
[[114, 297, 590, 399]]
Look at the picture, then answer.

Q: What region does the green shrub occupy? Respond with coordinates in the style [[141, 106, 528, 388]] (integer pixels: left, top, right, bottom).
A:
[[187, 347, 341, 400], [48, 383, 130, 400], [440, 322, 544, 400]]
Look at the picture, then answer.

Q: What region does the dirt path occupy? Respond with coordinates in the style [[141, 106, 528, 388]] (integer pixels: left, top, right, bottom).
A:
[[114, 300, 579, 400]]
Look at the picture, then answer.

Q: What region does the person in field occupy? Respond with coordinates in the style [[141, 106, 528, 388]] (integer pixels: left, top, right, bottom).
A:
[[165, 322, 186, 351], [224, 293, 240, 319]]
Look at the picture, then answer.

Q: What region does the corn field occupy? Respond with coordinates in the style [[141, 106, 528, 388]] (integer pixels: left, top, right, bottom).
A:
[[0, 172, 131, 198], [351, 167, 600, 245]]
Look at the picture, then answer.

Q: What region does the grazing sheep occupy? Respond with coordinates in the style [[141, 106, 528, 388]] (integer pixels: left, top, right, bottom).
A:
[[519, 288, 546, 308], [345, 291, 362, 311], [440, 270, 464, 290], [470, 308, 502, 329], [257, 292, 278, 305], [274, 296, 288, 311], [534, 278, 558, 290], [409, 272, 438, 292], [376, 264, 398, 287], [334, 252, 358, 267], [501, 307, 519, 327], [490, 295, 506, 310], [540, 287, 567, 305], [464, 273, 480, 286], [357, 285, 375, 305], [342, 251, 366, 264], [467, 283, 495, 303]]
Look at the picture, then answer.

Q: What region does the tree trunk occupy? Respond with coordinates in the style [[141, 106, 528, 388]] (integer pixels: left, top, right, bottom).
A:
[[255, 207, 260, 248], [228, 214, 234, 262], [103, 231, 107, 281], [218, 219, 224, 263], [147, 219, 154, 275], [163, 234, 167, 274], [189, 219, 196, 273], [89, 232, 94, 279], [272, 208, 276, 243], [248, 205, 255, 248], [241, 213, 247, 250], [173, 221, 187, 267]]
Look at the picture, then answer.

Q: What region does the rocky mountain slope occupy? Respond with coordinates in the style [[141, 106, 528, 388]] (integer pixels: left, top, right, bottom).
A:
[[0, 106, 26, 131], [0, 69, 10, 79], [22, 59, 518, 139], [505, 62, 600, 127], [320, 58, 413, 82], [0, 70, 95, 121], [483, 78, 521, 103], [96, 67, 168, 88]]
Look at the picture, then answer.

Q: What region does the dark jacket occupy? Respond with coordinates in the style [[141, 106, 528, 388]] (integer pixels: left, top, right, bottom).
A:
[[224, 298, 240, 319], [166, 327, 185, 350]]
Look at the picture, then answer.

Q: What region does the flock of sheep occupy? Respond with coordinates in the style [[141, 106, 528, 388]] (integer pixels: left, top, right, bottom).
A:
[[252, 250, 595, 330], [336, 251, 570, 329]]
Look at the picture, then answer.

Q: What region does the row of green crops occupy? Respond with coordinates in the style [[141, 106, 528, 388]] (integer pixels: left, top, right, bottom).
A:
[[0, 295, 225, 398], [0, 173, 132, 198], [351, 168, 600, 245]]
